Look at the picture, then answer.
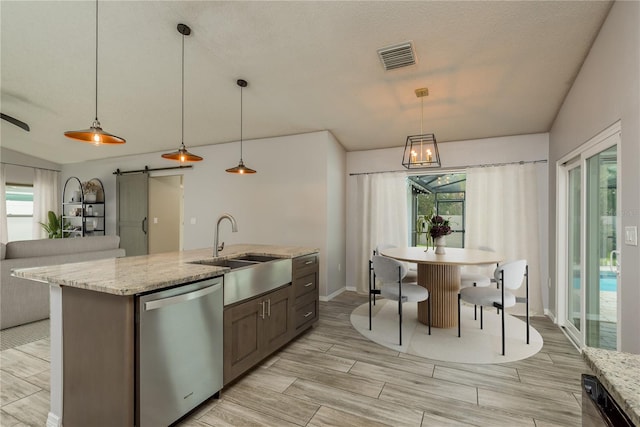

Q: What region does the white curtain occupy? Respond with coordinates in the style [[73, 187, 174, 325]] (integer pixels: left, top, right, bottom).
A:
[[0, 164, 7, 243], [465, 163, 543, 315], [353, 172, 408, 293], [32, 169, 60, 239]]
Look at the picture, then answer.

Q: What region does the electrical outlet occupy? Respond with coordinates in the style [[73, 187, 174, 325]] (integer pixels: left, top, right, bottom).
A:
[[624, 226, 637, 246]]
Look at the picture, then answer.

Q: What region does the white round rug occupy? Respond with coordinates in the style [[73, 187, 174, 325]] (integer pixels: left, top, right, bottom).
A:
[[350, 299, 543, 364]]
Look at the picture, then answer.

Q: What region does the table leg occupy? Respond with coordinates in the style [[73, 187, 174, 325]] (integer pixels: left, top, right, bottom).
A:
[[417, 263, 460, 328]]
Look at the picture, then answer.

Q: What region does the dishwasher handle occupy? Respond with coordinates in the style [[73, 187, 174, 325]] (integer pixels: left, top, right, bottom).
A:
[[144, 282, 222, 311]]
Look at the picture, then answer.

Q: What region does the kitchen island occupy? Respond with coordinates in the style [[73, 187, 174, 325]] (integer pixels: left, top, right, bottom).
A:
[[14, 244, 319, 427], [583, 347, 640, 426]]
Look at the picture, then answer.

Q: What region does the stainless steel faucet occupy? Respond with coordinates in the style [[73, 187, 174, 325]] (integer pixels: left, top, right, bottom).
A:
[[214, 213, 238, 257]]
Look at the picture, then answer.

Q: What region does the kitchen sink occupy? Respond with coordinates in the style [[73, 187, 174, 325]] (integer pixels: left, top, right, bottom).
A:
[[190, 255, 292, 306], [190, 258, 257, 270], [233, 255, 282, 263]]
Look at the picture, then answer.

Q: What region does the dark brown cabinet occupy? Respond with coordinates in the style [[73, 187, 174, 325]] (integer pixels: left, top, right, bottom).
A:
[[292, 253, 319, 335], [223, 284, 294, 384], [222, 252, 319, 385]]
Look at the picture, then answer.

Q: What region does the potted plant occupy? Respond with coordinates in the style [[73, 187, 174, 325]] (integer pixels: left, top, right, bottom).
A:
[[81, 180, 101, 203], [426, 213, 452, 254], [39, 210, 67, 239]]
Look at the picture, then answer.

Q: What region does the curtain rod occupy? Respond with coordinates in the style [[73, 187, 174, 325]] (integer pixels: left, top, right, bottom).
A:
[[348, 159, 547, 176], [113, 165, 193, 175], [0, 161, 62, 173]]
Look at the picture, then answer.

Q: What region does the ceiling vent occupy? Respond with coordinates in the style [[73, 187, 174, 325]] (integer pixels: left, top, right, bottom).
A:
[[377, 42, 416, 71]]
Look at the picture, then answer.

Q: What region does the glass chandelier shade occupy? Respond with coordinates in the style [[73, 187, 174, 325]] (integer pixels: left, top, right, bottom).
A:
[[402, 87, 441, 169]]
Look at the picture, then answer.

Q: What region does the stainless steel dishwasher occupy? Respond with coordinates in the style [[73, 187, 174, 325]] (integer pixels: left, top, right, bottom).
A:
[[136, 277, 223, 427]]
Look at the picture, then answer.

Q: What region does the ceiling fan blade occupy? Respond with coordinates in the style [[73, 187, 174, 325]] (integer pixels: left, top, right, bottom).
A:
[[1, 113, 30, 132]]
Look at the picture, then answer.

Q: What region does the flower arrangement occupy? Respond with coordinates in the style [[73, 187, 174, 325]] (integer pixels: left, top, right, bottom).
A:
[[426, 213, 452, 252], [81, 180, 101, 195]]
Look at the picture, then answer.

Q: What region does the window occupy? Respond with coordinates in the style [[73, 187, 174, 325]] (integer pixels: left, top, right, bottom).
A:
[[409, 173, 466, 248], [6, 184, 34, 241]]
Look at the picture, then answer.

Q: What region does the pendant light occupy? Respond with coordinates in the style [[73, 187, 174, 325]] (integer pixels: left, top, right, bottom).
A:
[[226, 79, 256, 174], [64, 0, 125, 145], [402, 87, 440, 169], [162, 23, 203, 163]]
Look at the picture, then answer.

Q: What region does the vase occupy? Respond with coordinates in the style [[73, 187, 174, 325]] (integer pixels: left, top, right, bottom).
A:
[[84, 193, 97, 203], [434, 236, 446, 254]]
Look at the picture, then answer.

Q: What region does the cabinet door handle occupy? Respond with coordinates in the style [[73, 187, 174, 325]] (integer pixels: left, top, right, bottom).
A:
[[304, 282, 314, 288], [260, 301, 265, 319], [267, 299, 271, 317], [303, 311, 313, 318], [305, 260, 314, 265], [142, 217, 148, 235]]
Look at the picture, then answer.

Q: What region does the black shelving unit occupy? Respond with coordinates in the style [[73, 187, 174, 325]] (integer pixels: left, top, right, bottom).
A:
[[62, 177, 106, 238]]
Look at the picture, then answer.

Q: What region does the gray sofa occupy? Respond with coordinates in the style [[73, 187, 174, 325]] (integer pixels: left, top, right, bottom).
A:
[[1, 235, 126, 330]]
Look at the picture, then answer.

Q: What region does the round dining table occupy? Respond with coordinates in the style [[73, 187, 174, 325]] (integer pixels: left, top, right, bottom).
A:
[[379, 246, 503, 328]]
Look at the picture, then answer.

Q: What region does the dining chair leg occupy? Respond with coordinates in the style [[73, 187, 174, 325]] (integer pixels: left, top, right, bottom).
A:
[[473, 282, 478, 320], [457, 293, 461, 338], [399, 300, 403, 346], [501, 269, 505, 356], [525, 264, 530, 345], [398, 267, 402, 346], [368, 259, 373, 330], [428, 295, 432, 336], [480, 306, 483, 330], [501, 302, 505, 356]]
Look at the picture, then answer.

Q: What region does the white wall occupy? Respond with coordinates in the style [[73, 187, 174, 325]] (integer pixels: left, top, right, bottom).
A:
[[61, 131, 345, 298], [345, 133, 550, 308], [548, 1, 640, 353], [324, 132, 347, 299]]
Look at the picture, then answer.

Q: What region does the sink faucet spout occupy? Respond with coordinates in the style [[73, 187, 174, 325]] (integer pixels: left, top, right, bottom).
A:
[[214, 213, 238, 257]]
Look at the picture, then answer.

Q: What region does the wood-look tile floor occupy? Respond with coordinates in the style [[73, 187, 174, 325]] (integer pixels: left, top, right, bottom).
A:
[[0, 292, 590, 426]]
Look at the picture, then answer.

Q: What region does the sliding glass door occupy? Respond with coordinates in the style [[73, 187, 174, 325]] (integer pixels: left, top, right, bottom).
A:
[[559, 126, 620, 350], [585, 145, 618, 349]]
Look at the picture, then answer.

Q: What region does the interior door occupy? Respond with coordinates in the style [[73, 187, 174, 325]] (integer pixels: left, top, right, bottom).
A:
[[117, 173, 149, 256], [148, 175, 183, 254]]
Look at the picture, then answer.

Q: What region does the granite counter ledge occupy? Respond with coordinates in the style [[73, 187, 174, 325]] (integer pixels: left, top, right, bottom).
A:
[[13, 243, 319, 296], [583, 347, 640, 426]]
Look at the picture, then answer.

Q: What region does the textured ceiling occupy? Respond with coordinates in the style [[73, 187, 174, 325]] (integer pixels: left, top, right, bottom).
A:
[[0, 1, 612, 164]]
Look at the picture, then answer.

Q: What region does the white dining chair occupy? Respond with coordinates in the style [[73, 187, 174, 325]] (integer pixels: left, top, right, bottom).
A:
[[376, 243, 418, 282], [459, 246, 498, 319], [457, 259, 529, 355], [369, 255, 430, 345]]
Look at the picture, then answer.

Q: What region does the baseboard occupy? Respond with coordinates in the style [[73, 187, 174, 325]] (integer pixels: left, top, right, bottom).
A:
[[47, 413, 62, 427], [544, 309, 557, 323], [320, 287, 347, 302]]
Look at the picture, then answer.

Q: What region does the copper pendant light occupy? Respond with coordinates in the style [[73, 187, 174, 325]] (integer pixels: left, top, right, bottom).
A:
[[162, 23, 203, 163], [226, 79, 256, 174], [64, 0, 125, 145]]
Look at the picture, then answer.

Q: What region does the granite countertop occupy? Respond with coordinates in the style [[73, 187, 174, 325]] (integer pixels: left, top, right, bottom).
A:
[[583, 347, 640, 425], [13, 244, 318, 296]]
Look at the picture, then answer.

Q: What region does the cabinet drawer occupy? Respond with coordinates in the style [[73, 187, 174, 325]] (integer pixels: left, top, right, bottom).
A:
[[293, 254, 318, 277], [295, 297, 318, 330], [293, 272, 317, 301]]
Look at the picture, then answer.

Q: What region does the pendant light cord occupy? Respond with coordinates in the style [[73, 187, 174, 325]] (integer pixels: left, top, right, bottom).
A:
[[181, 31, 185, 145], [240, 84, 243, 161], [420, 96, 424, 135], [94, 0, 99, 121]]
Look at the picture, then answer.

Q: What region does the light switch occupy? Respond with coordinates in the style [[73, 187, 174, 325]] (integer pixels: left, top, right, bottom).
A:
[[190, 217, 196, 225], [624, 226, 638, 246], [153, 217, 158, 224]]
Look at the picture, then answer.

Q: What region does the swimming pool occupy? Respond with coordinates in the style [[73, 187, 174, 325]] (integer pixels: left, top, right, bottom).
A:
[[600, 271, 617, 292], [572, 271, 617, 292]]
